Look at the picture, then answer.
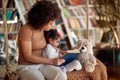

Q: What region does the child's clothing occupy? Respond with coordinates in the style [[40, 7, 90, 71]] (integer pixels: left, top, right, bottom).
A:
[[42, 44, 82, 72], [42, 44, 60, 59]]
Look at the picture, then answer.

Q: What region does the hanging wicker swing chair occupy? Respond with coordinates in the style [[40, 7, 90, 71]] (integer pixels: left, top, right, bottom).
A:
[[3, 0, 108, 80]]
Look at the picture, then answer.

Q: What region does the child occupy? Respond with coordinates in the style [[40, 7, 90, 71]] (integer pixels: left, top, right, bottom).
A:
[[43, 29, 82, 72]]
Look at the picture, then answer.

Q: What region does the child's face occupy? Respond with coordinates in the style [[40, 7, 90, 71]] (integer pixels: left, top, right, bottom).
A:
[[50, 38, 60, 47]]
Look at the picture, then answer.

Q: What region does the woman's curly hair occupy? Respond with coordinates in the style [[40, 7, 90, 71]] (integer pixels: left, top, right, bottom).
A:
[[27, 0, 61, 29]]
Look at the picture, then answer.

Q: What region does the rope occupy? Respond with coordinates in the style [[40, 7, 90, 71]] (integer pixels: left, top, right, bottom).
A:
[[86, 0, 89, 39], [2, 0, 11, 74]]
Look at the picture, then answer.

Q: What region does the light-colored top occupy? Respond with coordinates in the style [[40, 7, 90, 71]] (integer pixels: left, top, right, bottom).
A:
[[42, 44, 59, 59]]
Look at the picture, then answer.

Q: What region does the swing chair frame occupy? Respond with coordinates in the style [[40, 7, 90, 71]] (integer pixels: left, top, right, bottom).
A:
[[2, 0, 18, 80]]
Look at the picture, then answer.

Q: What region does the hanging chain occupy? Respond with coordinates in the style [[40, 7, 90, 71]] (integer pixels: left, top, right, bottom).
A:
[[86, 0, 89, 39]]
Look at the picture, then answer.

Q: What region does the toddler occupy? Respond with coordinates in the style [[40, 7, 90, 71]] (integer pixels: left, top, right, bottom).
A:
[[43, 29, 82, 72]]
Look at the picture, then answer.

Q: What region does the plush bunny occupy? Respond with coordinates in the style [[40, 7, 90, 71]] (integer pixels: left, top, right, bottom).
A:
[[77, 39, 97, 73]]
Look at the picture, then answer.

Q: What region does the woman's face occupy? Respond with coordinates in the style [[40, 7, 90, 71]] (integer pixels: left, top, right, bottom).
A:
[[43, 20, 55, 31]]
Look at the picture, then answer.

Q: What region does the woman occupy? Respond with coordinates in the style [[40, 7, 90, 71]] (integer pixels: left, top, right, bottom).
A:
[[17, 1, 67, 80]]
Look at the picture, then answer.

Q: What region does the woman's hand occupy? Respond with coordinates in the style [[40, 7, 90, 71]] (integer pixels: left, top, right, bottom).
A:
[[52, 58, 65, 66]]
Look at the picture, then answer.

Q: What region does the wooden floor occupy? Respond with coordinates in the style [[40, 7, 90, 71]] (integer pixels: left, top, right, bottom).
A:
[[0, 65, 120, 80]]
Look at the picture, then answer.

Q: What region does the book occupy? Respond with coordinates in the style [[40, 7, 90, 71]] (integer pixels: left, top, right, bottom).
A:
[[60, 40, 86, 66], [60, 52, 79, 66]]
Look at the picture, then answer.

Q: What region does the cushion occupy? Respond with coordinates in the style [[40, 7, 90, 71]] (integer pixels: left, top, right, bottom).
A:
[[67, 59, 108, 80]]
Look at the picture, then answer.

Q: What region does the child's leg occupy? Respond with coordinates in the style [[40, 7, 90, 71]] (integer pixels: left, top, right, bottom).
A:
[[65, 60, 82, 72]]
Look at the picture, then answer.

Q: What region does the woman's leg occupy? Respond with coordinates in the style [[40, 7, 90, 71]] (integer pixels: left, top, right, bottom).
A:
[[41, 65, 67, 80], [17, 65, 45, 80]]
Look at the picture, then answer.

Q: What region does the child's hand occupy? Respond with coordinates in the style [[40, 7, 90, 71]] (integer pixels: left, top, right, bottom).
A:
[[59, 50, 67, 55], [53, 58, 65, 66]]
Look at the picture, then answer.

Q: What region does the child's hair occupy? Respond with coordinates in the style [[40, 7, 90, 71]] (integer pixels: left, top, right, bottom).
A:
[[44, 29, 60, 43]]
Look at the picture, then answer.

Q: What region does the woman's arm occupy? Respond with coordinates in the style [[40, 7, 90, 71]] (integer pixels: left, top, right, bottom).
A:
[[21, 41, 64, 65], [20, 40, 65, 65], [18, 26, 53, 64], [18, 25, 65, 65], [21, 40, 64, 65], [20, 41, 53, 64]]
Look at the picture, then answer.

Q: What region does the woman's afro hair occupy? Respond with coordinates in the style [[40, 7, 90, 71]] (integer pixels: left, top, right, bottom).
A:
[[27, 0, 61, 29]]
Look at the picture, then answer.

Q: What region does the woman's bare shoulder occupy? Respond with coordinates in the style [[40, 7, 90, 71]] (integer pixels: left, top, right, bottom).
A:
[[20, 24, 33, 31], [18, 24, 33, 41]]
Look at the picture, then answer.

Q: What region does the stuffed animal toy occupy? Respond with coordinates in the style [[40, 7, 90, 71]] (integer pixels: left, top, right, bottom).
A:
[[77, 39, 97, 73]]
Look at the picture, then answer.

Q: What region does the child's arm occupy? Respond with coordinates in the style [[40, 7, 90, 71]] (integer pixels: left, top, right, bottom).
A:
[[43, 44, 55, 58], [43, 44, 65, 65]]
